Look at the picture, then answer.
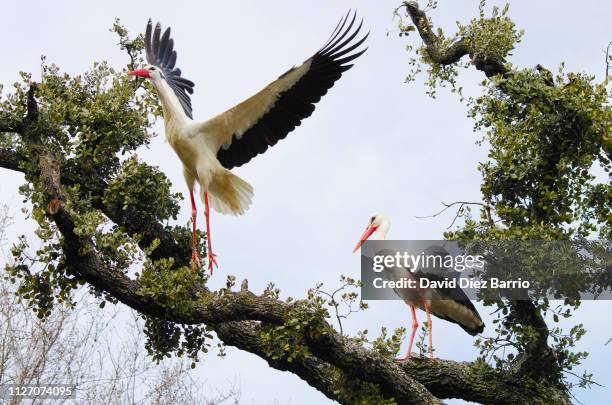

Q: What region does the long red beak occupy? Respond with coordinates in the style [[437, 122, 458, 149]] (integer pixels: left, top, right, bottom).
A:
[[128, 69, 150, 78], [352, 225, 378, 254]]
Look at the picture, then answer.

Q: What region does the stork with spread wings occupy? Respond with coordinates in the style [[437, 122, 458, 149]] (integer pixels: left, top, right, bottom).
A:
[[128, 11, 368, 273]]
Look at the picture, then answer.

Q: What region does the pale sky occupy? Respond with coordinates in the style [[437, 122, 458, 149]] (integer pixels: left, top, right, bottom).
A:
[[0, 1, 610, 404]]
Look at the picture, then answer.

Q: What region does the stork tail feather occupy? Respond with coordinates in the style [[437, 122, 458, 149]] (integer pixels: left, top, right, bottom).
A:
[[207, 170, 254, 216], [429, 299, 484, 336]]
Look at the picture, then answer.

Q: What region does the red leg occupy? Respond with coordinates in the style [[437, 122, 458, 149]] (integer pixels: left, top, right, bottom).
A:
[[396, 305, 418, 362], [204, 192, 218, 274], [424, 301, 434, 359], [189, 190, 201, 269]]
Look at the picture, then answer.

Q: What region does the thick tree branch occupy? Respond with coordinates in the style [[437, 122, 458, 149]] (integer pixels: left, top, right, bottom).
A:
[[0, 146, 192, 269], [216, 320, 442, 404], [213, 320, 347, 403], [0, 148, 23, 172], [26, 83, 39, 123], [400, 358, 571, 405], [508, 300, 559, 380], [307, 331, 443, 404], [0, 115, 23, 134], [0, 83, 38, 136], [403, 1, 508, 77], [0, 144, 449, 404], [403, 2, 469, 65]]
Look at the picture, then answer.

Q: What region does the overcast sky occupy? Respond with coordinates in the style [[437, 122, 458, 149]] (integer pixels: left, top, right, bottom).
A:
[[1, 1, 610, 404]]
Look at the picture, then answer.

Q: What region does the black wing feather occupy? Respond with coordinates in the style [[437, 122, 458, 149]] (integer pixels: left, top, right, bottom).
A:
[[144, 19, 195, 119], [413, 271, 484, 335], [217, 11, 368, 169]]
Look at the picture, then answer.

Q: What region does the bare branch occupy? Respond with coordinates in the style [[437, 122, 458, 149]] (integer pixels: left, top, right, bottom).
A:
[[416, 201, 493, 228], [605, 41, 612, 81]]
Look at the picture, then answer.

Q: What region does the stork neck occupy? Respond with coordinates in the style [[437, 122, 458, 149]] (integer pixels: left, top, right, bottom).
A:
[[152, 78, 191, 125]]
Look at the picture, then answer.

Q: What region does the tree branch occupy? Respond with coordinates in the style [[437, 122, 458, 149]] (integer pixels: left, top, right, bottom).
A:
[[605, 41, 612, 83], [402, 1, 508, 77], [508, 300, 559, 381], [400, 358, 571, 405], [216, 320, 444, 404], [416, 201, 494, 229], [307, 329, 443, 404], [213, 320, 348, 403], [0, 148, 24, 172], [0, 117, 21, 134], [0, 146, 192, 269], [26, 83, 39, 123], [0, 82, 39, 136]]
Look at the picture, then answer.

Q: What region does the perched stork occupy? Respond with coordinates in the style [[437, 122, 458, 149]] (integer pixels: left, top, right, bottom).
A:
[[352, 214, 484, 360], [128, 12, 368, 273]]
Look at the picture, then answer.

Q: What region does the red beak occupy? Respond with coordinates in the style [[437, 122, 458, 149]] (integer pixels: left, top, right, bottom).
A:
[[352, 225, 378, 253], [128, 69, 150, 78]]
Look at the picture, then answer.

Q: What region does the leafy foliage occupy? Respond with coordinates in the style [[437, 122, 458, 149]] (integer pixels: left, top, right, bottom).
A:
[[0, 20, 211, 364], [313, 275, 368, 335], [469, 67, 610, 240], [103, 155, 182, 229], [399, 0, 610, 390], [398, 1, 523, 98]]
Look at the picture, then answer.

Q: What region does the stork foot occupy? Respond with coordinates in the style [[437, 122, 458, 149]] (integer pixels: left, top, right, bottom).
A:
[[207, 251, 218, 274], [395, 352, 435, 361], [394, 353, 412, 362]]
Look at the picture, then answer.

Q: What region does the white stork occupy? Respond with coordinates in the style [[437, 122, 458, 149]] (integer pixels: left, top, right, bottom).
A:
[[352, 214, 484, 360], [128, 12, 368, 273]]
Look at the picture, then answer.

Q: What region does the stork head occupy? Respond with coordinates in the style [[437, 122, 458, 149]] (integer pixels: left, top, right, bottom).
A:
[[128, 65, 164, 82], [352, 213, 391, 253]]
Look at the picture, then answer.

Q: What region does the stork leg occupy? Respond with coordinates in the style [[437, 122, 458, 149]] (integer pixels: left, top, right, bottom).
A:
[[396, 305, 419, 362], [424, 301, 434, 359], [204, 192, 218, 274], [189, 190, 201, 269]]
